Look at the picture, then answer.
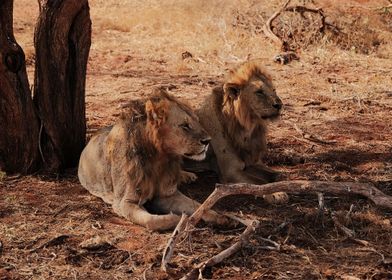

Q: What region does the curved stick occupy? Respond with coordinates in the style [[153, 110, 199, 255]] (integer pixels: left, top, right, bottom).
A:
[[180, 220, 260, 280], [190, 181, 391, 225], [263, 0, 292, 50], [163, 180, 392, 278], [161, 214, 189, 272], [263, 1, 326, 51]]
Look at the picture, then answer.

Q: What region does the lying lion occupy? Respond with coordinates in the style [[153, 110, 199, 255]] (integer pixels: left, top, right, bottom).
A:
[[78, 89, 229, 231], [185, 62, 287, 203]]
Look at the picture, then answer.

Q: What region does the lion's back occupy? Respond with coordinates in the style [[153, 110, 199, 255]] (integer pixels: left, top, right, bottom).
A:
[[78, 126, 114, 204]]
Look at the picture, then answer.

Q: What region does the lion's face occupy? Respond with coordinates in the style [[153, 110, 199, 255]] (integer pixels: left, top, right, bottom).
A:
[[240, 78, 282, 120], [146, 96, 210, 161], [224, 77, 283, 122]]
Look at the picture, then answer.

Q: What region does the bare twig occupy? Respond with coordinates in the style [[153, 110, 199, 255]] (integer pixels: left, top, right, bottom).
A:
[[345, 204, 355, 223], [30, 234, 70, 253], [284, 6, 326, 32], [180, 220, 260, 280], [263, 1, 325, 51], [161, 213, 189, 272], [53, 204, 69, 218], [373, 4, 392, 10], [293, 124, 337, 145], [263, 0, 292, 50], [190, 180, 392, 225], [163, 180, 392, 278], [316, 192, 325, 223], [317, 192, 325, 212], [257, 236, 281, 251], [331, 212, 355, 238], [224, 213, 252, 227]]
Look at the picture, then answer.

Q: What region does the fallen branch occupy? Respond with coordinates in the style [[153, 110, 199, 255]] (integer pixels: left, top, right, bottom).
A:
[[373, 4, 392, 10], [189, 181, 392, 226], [263, 1, 326, 51], [331, 212, 355, 238], [285, 6, 326, 33], [316, 192, 325, 223], [263, 0, 292, 50], [180, 220, 260, 280], [30, 234, 70, 253], [293, 123, 337, 145], [163, 180, 392, 278], [161, 213, 189, 272]]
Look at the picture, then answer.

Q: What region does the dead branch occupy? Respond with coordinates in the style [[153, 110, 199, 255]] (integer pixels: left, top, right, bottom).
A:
[[373, 4, 392, 10], [316, 192, 325, 223], [263, 0, 292, 50], [190, 181, 392, 225], [180, 220, 260, 280], [29, 234, 70, 252], [257, 236, 281, 251], [293, 123, 337, 145], [163, 180, 392, 278], [331, 212, 355, 238], [161, 213, 189, 272], [285, 6, 326, 32], [263, 1, 326, 51]]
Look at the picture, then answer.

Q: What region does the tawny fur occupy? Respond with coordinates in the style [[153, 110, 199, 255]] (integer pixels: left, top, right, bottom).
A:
[[191, 62, 285, 195], [78, 89, 230, 231]]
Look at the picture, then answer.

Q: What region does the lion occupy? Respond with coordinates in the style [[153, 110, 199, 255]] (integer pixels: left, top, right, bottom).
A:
[[185, 62, 287, 203], [78, 89, 230, 231]]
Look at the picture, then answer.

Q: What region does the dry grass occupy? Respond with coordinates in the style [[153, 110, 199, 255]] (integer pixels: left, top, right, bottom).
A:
[[0, 171, 5, 182], [2, 0, 392, 279]]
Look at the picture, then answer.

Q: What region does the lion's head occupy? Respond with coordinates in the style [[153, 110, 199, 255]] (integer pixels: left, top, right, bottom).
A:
[[222, 62, 282, 129], [145, 90, 210, 161]]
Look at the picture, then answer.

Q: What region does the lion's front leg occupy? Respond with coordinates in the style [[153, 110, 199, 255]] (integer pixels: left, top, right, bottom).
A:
[[179, 170, 198, 184], [149, 191, 230, 226], [113, 200, 181, 231], [244, 164, 288, 204], [243, 163, 281, 183]]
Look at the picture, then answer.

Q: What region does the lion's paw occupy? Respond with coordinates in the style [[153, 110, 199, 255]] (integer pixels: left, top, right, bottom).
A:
[[180, 171, 198, 184]]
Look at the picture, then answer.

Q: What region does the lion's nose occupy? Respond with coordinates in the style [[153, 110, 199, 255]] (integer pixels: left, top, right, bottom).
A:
[[272, 102, 282, 110], [200, 138, 211, 146]]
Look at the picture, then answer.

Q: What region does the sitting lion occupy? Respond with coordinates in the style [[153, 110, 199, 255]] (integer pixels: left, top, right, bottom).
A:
[[185, 62, 287, 203], [78, 89, 229, 231]]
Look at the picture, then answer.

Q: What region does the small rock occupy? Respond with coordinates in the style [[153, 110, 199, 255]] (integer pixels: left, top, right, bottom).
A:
[[341, 275, 361, 280], [79, 236, 113, 251], [181, 51, 193, 60], [273, 51, 299, 65]]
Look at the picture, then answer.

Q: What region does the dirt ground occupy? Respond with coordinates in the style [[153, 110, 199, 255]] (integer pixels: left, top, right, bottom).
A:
[[1, 0, 392, 279]]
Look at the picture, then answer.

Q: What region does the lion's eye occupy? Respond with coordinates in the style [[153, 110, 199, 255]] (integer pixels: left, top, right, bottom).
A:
[[180, 123, 191, 131], [255, 90, 264, 96]]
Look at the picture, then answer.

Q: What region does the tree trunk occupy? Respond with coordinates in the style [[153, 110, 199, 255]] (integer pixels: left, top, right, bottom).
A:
[[33, 0, 91, 171], [0, 0, 91, 174], [0, 0, 40, 173]]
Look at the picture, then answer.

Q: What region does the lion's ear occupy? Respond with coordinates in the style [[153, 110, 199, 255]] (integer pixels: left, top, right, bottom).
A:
[[145, 99, 168, 123], [223, 83, 241, 100]]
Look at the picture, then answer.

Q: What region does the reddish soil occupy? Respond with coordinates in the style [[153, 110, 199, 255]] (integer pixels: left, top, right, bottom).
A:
[[1, 0, 392, 279]]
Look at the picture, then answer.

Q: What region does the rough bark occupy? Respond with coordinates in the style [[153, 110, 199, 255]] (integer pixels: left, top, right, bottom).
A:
[[33, 0, 91, 171], [0, 0, 40, 173]]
